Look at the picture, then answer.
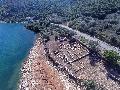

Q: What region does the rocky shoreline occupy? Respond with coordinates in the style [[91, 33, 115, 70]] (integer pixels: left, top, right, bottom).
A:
[[18, 34, 80, 90], [18, 34, 64, 90]]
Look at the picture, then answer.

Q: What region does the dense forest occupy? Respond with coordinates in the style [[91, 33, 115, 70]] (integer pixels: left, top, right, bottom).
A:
[[1, 0, 120, 48], [1, 0, 120, 22], [0, 0, 75, 22]]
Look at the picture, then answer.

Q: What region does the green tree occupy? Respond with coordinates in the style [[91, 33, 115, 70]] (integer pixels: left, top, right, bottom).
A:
[[103, 50, 120, 66]]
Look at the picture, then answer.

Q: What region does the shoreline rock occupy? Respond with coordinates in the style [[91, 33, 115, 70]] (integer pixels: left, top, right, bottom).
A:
[[18, 34, 64, 90]]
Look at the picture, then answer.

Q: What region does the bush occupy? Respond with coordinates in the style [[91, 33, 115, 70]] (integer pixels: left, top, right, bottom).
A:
[[103, 50, 120, 66], [80, 36, 87, 44], [43, 34, 50, 43], [83, 80, 104, 90], [89, 40, 99, 52], [26, 24, 40, 33], [84, 80, 96, 90]]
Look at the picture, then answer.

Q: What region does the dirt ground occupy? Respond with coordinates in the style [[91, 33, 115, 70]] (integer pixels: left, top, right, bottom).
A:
[[45, 36, 120, 90], [19, 36, 64, 90], [19, 35, 120, 90]]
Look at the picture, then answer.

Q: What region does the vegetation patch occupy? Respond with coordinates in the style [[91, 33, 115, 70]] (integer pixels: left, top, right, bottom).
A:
[[83, 80, 104, 90], [103, 50, 120, 67]]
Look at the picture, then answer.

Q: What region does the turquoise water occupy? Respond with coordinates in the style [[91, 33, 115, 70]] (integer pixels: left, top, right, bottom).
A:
[[0, 23, 35, 90]]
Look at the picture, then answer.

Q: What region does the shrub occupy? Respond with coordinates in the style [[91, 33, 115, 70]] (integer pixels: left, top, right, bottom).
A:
[[80, 36, 87, 44], [84, 80, 96, 90], [110, 37, 118, 46], [89, 40, 99, 52], [103, 50, 120, 66], [83, 80, 104, 90]]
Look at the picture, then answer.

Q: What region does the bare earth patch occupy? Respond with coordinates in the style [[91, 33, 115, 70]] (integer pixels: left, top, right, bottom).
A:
[[45, 36, 120, 90], [19, 34, 120, 90]]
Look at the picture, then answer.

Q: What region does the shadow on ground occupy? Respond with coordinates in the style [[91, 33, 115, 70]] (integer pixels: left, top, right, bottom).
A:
[[89, 51, 120, 84]]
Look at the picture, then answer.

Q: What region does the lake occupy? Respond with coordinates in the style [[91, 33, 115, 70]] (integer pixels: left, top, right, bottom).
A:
[[0, 23, 35, 90]]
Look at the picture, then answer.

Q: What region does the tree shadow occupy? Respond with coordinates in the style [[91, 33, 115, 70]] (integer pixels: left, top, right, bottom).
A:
[[103, 61, 120, 84], [89, 52, 102, 66], [89, 51, 120, 83]]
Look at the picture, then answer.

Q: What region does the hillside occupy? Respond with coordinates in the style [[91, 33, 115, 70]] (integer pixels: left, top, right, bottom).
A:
[[0, 0, 120, 22], [0, 0, 74, 22]]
